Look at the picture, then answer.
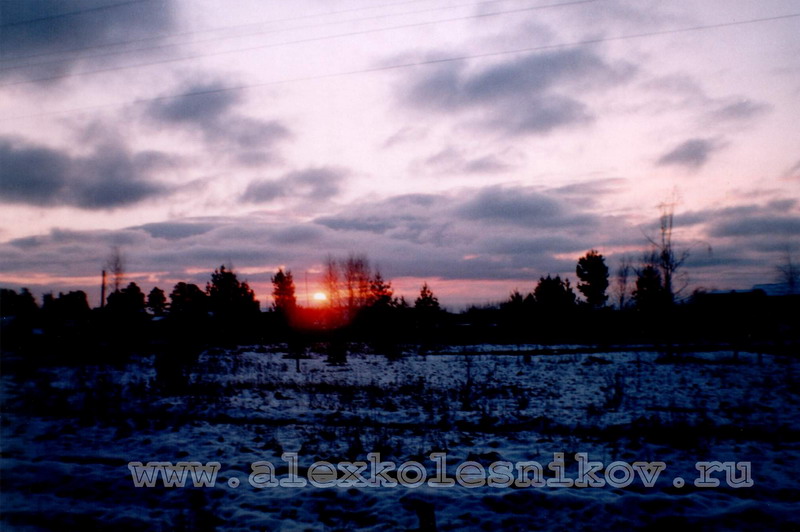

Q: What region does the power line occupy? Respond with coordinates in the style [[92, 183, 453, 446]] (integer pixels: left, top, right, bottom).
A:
[[0, 0, 537, 65], [0, 0, 433, 63], [0, 0, 152, 28], [0, 0, 601, 86], [2, 12, 798, 122]]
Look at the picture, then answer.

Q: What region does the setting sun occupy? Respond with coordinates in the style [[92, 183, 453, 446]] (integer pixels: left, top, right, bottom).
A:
[[312, 292, 327, 302]]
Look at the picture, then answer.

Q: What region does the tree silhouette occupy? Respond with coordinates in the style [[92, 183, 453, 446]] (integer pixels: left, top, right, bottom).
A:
[[206, 265, 259, 318], [169, 282, 207, 317], [343, 253, 371, 313], [43, 290, 91, 321], [271, 268, 297, 314], [576, 249, 609, 308], [776, 249, 799, 295], [0, 287, 38, 319], [105, 246, 125, 293], [633, 262, 668, 311], [533, 275, 576, 310], [645, 202, 692, 304], [368, 270, 394, 308], [323, 255, 341, 310], [107, 282, 146, 314], [414, 282, 440, 311], [614, 256, 633, 310], [147, 287, 167, 316]]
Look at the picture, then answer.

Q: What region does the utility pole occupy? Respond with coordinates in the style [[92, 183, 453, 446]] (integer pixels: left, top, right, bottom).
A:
[[101, 269, 106, 308]]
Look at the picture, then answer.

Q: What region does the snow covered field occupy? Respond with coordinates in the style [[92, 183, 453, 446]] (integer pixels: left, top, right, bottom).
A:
[[2, 345, 799, 530]]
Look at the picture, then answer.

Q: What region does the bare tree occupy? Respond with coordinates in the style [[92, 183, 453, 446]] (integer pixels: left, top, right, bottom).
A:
[[776, 248, 799, 295], [615, 255, 633, 310], [343, 253, 370, 313], [647, 203, 688, 304], [323, 255, 341, 309], [105, 246, 125, 294]]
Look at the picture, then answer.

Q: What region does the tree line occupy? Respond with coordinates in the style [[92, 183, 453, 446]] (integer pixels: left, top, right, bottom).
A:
[[1, 205, 798, 352]]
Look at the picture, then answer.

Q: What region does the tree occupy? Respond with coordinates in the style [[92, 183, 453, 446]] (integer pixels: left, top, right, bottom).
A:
[[107, 282, 146, 314], [533, 275, 576, 310], [206, 265, 259, 317], [645, 202, 691, 304], [105, 246, 125, 293], [414, 282, 440, 311], [576, 250, 609, 308], [343, 253, 371, 313], [776, 249, 799, 295], [170, 282, 207, 317], [614, 256, 633, 310], [323, 255, 341, 309], [633, 261, 668, 311], [271, 268, 297, 313], [0, 287, 38, 317], [147, 287, 167, 315], [368, 270, 394, 308], [43, 290, 91, 319]]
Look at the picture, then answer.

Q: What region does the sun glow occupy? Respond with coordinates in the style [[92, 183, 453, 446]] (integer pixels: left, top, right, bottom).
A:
[[312, 292, 327, 302]]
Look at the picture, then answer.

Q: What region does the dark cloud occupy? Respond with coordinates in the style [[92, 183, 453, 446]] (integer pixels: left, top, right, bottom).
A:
[[136, 222, 216, 240], [400, 49, 633, 135], [314, 193, 454, 245], [0, 0, 177, 83], [270, 226, 324, 245], [242, 167, 347, 203], [709, 99, 770, 122], [315, 216, 395, 235], [147, 85, 239, 127], [423, 147, 511, 175], [676, 200, 797, 229], [656, 138, 721, 169], [146, 80, 290, 162], [496, 95, 591, 134], [0, 137, 167, 209], [456, 186, 592, 227], [711, 216, 800, 238], [548, 178, 626, 198]]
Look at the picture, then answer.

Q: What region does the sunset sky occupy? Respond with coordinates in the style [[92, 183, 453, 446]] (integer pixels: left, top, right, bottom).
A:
[[1, 0, 798, 309]]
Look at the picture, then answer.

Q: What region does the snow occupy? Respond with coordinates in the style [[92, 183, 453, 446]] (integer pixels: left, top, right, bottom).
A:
[[2, 345, 799, 530]]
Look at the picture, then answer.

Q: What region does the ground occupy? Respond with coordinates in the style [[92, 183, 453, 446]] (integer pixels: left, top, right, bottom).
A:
[[1, 344, 799, 530]]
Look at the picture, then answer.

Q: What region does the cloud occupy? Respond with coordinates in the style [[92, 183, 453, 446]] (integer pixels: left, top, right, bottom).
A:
[[0, 137, 167, 209], [422, 147, 511, 175], [0, 0, 178, 83], [709, 99, 770, 122], [242, 167, 348, 203], [146, 80, 290, 163], [711, 216, 800, 238], [656, 138, 721, 169], [399, 48, 634, 135], [147, 85, 239, 127], [136, 222, 216, 241], [782, 159, 800, 180], [456, 186, 592, 228]]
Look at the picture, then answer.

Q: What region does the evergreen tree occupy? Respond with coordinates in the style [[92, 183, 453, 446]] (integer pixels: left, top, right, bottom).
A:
[[107, 282, 146, 314], [368, 271, 394, 308], [271, 268, 297, 313], [170, 282, 207, 317], [533, 275, 576, 310], [633, 264, 668, 311], [414, 282, 440, 311], [206, 265, 259, 317], [147, 287, 167, 315], [576, 249, 609, 308]]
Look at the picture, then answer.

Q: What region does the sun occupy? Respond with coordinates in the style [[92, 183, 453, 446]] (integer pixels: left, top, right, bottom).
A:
[[312, 292, 327, 302]]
